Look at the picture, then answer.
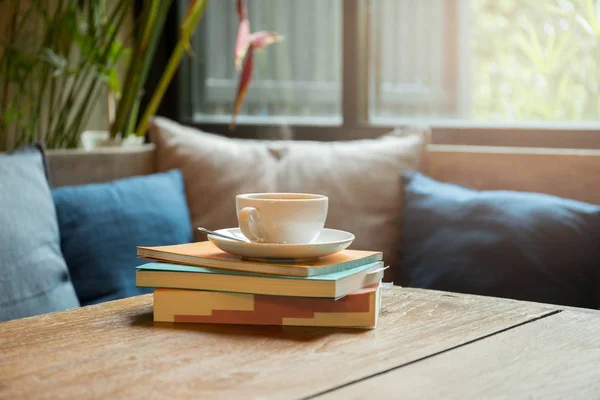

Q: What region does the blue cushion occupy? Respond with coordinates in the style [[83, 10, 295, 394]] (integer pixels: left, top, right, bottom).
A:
[[402, 172, 600, 308], [53, 170, 192, 305], [0, 145, 80, 321]]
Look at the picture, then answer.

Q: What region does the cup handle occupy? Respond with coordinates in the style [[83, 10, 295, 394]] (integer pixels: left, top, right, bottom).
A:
[[238, 207, 262, 242]]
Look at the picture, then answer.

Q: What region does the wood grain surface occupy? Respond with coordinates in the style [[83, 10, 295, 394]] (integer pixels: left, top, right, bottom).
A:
[[426, 145, 600, 205], [0, 287, 557, 400], [317, 309, 600, 400]]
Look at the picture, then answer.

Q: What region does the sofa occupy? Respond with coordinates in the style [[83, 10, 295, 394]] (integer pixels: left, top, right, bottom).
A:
[[2, 118, 599, 321]]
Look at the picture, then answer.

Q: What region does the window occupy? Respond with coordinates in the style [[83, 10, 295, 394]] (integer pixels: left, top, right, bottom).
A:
[[180, 0, 600, 145], [371, 0, 600, 125], [189, 0, 342, 125]]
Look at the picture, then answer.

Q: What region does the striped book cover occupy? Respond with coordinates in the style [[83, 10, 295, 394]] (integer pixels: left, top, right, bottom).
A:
[[153, 283, 382, 329]]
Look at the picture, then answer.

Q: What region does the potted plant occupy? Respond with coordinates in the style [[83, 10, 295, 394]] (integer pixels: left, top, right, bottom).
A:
[[0, 0, 281, 152], [0, 0, 130, 151], [108, 0, 282, 142]]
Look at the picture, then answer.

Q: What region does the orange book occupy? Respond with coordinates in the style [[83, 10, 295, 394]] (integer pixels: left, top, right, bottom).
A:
[[137, 241, 382, 277], [153, 283, 382, 329]]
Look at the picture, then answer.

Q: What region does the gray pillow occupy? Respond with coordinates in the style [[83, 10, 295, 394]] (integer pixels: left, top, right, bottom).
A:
[[0, 146, 80, 321]]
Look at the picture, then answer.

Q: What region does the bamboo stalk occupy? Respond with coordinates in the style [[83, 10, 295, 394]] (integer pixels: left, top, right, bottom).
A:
[[135, 0, 207, 137], [50, 0, 128, 146], [63, 78, 101, 148], [15, 0, 46, 145], [125, 98, 141, 141], [39, 1, 66, 145], [52, 1, 79, 144], [122, 0, 174, 138], [110, 0, 161, 139], [62, 2, 131, 147], [21, 1, 38, 144], [0, 0, 19, 151], [6, 11, 36, 150], [135, 43, 188, 138]]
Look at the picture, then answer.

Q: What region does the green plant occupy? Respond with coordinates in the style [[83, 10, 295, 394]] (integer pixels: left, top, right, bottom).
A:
[[471, 0, 599, 121], [0, 0, 129, 151], [107, 0, 175, 141], [0, 0, 206, 150], [132, 0, 208, 138], [0, 0, 281, 151]]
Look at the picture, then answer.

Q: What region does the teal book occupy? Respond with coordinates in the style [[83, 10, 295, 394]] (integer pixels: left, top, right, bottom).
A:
[[136, 261, 385, 299]]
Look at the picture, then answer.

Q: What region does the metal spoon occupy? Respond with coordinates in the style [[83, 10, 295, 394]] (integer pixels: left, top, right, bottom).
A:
[[197, 227, 248, 242]]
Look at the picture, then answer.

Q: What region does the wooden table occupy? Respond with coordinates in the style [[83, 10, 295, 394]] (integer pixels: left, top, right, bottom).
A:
[[1, 286, 599, 399]]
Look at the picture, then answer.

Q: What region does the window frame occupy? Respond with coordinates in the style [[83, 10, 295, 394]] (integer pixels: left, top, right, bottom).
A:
[[175, 0, 600, 149]]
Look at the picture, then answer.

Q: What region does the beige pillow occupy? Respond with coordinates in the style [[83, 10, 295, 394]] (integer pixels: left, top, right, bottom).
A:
[[149, 117, 429, 282]]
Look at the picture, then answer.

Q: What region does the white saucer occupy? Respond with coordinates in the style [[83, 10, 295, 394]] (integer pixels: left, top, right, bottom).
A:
[[206, 228, 355, 261]]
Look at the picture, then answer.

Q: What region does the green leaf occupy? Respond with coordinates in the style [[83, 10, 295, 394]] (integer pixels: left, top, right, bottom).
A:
[[41, 48, 68, 77], [576, 14, 596, 35], [585, 0, 600, 33], [106, 39, 126, 66], [105, 68, 121, 98]]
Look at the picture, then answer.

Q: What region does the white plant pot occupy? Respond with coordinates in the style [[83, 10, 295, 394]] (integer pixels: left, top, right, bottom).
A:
[[79, 130, 145, 151], [121, 135, 146, 147]]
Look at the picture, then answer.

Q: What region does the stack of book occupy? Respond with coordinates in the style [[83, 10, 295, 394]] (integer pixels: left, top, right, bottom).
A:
[[136, 242, 386, 328]]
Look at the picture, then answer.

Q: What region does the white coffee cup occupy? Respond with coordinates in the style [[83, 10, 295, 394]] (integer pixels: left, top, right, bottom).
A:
[[236, 193, 328, 244]]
